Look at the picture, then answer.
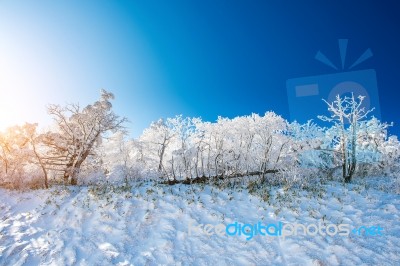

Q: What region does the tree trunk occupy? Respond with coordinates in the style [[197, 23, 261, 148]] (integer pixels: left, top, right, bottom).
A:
[[32, 142, 48, 189], [70, 173, 78, 185], [63, 169, 70, 184], [158, 143, 166, 172]]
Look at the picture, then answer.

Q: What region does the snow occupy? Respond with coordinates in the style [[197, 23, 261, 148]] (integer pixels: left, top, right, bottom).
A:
[[0, 180, 399, 265]]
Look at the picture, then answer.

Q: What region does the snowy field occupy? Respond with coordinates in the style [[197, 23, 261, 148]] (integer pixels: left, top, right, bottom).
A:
[[0, 180, 399, 266]]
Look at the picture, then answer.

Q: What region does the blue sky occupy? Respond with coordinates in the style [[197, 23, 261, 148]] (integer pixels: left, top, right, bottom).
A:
[[0, 1, 399, 137]]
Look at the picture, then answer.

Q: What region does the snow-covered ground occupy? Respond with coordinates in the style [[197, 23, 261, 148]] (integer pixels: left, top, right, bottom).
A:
[[0, 180, 399, 265]]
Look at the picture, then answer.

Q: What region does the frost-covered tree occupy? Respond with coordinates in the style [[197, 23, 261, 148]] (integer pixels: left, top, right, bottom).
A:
[[42, 90, 126, 185], [98, 130, 145, 184], [251, 112, 289, 179], [20, 123, 49, 188], [0, 123, 48, 188], [0, 126, 30, 185], [287, 121, 325, 167], [140, 116, 201, 181], [167, 116, 199, 180], [138, 112, 294, 183], [379, 135, 400, 177], [319, 94, 374, 183], [140, 118, 176, 175]]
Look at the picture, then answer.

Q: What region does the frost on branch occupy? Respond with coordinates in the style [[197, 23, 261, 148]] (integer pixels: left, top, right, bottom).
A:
[[318, 94, 376, 183], [42, 89, 127, 185]]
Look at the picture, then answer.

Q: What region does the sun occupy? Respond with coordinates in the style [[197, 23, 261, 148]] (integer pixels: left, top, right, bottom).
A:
[[0, 46, 50, 132]]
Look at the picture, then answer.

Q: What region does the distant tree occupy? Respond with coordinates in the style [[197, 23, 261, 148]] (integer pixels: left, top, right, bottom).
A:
[[0, 126, 30, 184], [43, 90, 127, 185], [20, 123, 49, 188], [99, 130, 139, 183], [167, 115, 198, 180], [0, 124, 48, 188], [140, 118, 175, 176]]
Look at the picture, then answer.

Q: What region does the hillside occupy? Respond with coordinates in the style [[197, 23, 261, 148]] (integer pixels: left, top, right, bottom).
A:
[[1, 179, 399, 265]]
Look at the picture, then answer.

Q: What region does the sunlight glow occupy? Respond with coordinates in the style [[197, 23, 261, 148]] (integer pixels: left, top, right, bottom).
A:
[[0, 44, 48, 131]]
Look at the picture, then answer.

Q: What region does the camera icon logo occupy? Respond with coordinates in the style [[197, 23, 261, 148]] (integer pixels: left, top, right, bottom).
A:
[[286, 39, 381, 124]]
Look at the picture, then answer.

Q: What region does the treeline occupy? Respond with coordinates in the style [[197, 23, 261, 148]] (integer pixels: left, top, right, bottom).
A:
[[0, 91, 399, 189]]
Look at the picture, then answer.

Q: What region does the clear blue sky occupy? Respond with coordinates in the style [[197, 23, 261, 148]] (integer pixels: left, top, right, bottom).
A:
[[0, 0, 399, 137]]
